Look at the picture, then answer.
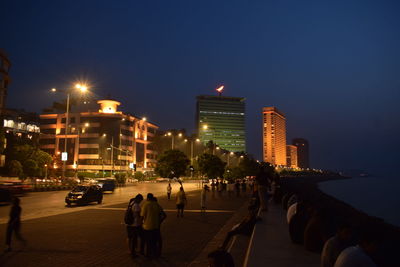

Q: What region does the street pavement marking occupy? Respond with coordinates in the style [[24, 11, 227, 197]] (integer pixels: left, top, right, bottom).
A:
[[96, 207, 235, 213]]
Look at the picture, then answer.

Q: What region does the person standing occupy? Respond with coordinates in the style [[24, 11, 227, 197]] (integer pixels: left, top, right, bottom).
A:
[[153, 197, 167, 257], [200, 185, 209, 213], [235, 180, 241, 197], [176, 187, 187, 217], [166, 183, 172, 200], [140, 193, 164, 258], [5, 197, 26, 252], [126, 194, 144, 257], [255, 166, 270, 211]]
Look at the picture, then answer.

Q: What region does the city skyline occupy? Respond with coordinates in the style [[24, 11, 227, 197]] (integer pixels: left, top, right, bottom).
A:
[[2, 1, 400, 175]]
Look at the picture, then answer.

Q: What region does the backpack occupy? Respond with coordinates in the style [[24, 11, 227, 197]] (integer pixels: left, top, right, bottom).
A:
[[124, 202, 134, 225]]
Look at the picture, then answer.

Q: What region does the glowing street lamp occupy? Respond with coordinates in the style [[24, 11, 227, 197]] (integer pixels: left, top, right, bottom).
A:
[[51, 82, 90, 180], [166, 132, 181, 149], [227, 151, 234, 166]]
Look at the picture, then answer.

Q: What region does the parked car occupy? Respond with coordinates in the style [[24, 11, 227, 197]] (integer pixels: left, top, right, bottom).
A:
[[96, 178, 116, 193], [65, 185, 103, 206]]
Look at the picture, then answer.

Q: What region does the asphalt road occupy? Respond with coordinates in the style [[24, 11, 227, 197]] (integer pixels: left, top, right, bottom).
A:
[[0, 183, 249, 267], [0, 182, 201, 224]]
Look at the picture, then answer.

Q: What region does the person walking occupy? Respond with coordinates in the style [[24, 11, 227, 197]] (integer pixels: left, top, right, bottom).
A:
[[140, 193, 164, 258], [166, 183, 172, 200], [5, 197, 26, 252], [176, 187, 187, 217], [125, 194, 144, 257]]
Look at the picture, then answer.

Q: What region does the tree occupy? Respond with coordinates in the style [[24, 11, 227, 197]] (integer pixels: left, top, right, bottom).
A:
[[239, 156, 261, 177], [7, 144, 36, 164], [23, 159, 38, 178], [33, 149, 52, 177], [8, 160, 23, 177], [224, 166, 244, 182], [6, 144, 52, 177], [197, 153, 226, 179], [155, 150, 190, 178]]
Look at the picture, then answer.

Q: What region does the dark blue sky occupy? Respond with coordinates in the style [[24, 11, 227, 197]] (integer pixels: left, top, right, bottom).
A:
[[2, 0, 400, 175]]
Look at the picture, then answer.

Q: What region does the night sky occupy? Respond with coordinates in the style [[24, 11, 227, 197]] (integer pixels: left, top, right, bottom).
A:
[[2, 0, 400, 175]]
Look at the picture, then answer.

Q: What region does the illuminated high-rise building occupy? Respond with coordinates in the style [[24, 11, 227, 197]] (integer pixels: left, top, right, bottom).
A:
[[196, 94, 246, 152], [286, 145, 298, 168], [292, 138, 310, 168], [262, 107, 286, 166]]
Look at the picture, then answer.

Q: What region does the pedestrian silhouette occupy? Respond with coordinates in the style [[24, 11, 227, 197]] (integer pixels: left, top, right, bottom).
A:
[[5, 197, 26, 252]]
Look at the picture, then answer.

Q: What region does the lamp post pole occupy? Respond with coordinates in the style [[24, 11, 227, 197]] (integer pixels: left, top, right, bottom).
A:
[[111, 136, 114, 176], [62, 93, 70, 181]]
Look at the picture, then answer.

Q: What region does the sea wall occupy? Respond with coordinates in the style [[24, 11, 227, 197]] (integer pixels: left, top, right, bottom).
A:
[[279, 176, 400, 267]]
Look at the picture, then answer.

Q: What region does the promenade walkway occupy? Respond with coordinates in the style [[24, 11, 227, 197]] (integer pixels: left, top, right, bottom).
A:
[[0, 187, 248, 267], [244, 202, 320, 267]]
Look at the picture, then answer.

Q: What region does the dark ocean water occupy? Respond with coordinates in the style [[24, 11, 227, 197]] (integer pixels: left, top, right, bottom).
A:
[[318, 176, 400, 227]]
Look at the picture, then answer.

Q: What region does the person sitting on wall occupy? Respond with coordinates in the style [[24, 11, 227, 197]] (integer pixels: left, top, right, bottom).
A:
[[321, 222, 353, 267], [220, 197, 260, 250], [304, 207, 336, 253], [289, 200, 312, 244], [333, 227, 379, 267]]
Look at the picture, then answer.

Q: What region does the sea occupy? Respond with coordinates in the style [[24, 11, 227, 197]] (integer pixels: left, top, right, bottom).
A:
[[318, 175, 400, 227]]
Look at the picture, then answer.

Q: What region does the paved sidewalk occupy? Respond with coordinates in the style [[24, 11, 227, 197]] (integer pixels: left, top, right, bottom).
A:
[[0, 188, 248, 267], [244, 203, 320, 267]]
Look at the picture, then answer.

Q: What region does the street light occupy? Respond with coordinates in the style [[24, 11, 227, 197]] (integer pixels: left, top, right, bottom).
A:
[[165, 131, 182, 149], [227, 151, 234, 167], [184, 138, 201, 165], [51, 82, 90, 180]]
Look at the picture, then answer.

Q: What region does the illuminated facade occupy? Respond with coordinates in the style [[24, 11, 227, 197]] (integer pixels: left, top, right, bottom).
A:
[[262, 107, 287, 166], [0, 49, 11, 116], [196, 95, 246, 152], [292, 138, 310, 169], [39, 99, 158, 172], [286, 145, 298, 168]]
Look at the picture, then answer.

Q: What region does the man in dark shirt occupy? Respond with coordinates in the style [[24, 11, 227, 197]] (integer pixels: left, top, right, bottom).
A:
[[5, 197, 26, 252]]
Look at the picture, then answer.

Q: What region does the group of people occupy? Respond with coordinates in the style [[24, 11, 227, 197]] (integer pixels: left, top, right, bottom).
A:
[[284, 193, 380, 267], [125, 193, 166, 258], [125, 185, 189, 258]]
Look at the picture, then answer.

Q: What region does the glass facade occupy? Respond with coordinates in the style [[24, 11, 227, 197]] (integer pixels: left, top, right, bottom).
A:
[[196, 95, 246, 152]]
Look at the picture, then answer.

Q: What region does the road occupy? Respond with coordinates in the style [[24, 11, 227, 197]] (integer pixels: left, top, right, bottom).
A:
[[0, 181, 201, 224]]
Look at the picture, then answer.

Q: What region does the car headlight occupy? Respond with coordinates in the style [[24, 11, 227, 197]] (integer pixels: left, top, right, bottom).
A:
[[77, 195, 82, 199]]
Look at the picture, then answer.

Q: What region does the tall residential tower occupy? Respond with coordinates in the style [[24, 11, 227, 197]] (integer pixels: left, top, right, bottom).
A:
[[196, 95, 246, 152], [262, 107, 287, 166]]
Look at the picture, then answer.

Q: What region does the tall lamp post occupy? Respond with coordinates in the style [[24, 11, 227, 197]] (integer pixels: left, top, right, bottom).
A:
[[165, 132, 182, 149], [184, 138, 200, 165], [227, 151, 234, 167], [51, 83, 89, 181]]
